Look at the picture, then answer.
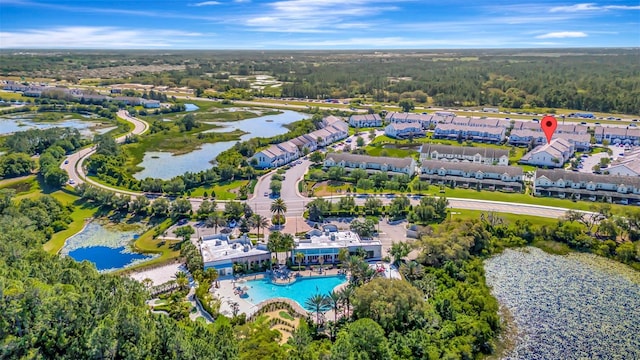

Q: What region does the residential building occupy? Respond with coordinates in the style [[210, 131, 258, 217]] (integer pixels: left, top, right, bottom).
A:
[[142, 99, 161, 108], [419, 144, 509, 165], [291, 226, 382, 265], [519, 138, 574, 168], [384, 122, 424, 139], [113, 96, 143, 106], [419, 160, 524, 191], [513, 122, 588, 134], [433, 123, 506, 143], [201, 234, 271, 275], [606, 148, 640, 176], [534, 169, 640, 203], [594, 127, 640, 145], [442, 116, 511, 128], [385, 112, 447, 129], [252, 116, 348, 168], [349, 114, 382, 128], [508, 129, 590, 151], [324, 153, 417, 176]]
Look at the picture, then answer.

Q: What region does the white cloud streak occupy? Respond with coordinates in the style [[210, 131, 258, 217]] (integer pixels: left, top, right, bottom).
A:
[[0, 26, 205, 49], [536, 31, 588, 39], [550, 3, 640, 13], [192, 1, 221, 6]]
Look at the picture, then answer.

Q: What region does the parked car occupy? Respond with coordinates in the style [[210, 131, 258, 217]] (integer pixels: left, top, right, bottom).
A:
[[68, 179, 75, 185]]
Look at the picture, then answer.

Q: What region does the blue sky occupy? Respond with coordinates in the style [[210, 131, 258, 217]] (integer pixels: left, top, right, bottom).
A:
[[1, 0, 639, 49]]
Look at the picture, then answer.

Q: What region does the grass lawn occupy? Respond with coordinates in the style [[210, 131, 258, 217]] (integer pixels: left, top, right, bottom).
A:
[[116, 218, 181, 274], [0, 175, 40, 197], [189, 180, 248, 200], [447, 208, 558, 228], [532, 240, 572, 255]]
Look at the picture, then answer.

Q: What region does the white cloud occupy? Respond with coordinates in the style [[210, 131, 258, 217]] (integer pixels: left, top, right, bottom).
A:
[[192, 1, 221, 6], [550, 3, 640, 12], [0, 26, 204, 49], [536, 31, 588, 39]]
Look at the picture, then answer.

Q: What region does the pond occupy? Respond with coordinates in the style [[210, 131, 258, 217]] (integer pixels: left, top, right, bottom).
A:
[[184, 103, 199, 112], [61, 222, 155, 272], [133, 110, 310, 180], [484, 247, 640, 359], [0, 113, 99, 136]]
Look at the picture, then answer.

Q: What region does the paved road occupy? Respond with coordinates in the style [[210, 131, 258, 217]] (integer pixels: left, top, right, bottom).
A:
[[61, 110, 148, 195], [247, 158, 312, 216]]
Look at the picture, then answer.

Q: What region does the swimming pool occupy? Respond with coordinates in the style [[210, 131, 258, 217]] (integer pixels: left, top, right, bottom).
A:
[[243, 275, 347, 307]]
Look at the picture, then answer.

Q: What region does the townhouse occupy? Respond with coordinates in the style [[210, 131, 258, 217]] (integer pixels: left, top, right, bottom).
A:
[[534, 169, 640, 204], [594, 127, 640, 145], [324, 153, 417, 176], [419, 160, 524, 191], [442, 116, 511, 129], [252, 117, 348, 168], [419, 143, 509, 166], [433, 123, 506, 143], [519, 138, 574, 168], [349, 114, 383, 128], [385, 112, 448, 129], [508, 129, 590, 151], [512, 122, 589, 134], [606, 148, 640, 176], [384, 122, 424, 139]]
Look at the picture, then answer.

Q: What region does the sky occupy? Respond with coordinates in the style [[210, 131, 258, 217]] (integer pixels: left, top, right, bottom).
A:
[[0, 0, 639, 49]]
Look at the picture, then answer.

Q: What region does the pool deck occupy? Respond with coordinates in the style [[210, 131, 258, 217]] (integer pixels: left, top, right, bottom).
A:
[[215, 263, 400, 318]]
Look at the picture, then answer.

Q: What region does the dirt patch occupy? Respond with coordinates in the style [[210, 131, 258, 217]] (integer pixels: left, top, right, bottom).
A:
[[263, 310, 300, 344]]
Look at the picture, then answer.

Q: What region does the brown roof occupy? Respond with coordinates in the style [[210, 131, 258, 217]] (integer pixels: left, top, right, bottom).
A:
[[421, 159, 523, 176], [420, 143, 508, 159]]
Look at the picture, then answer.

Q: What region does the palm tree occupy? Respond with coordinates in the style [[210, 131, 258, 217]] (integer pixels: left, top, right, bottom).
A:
[[338, 285, 354, 318], [295, 252, 305, 271], [280, 233, 295, 265], [205, 213, 226, 234], [327, 291, 341, 323], [267, 231, 281, 264], [175, 272, 188, 290], [304, 293, 331, 325], [252, 214, 269, 242], [270, 198, 287, 225], [204, 267, 219, 286]]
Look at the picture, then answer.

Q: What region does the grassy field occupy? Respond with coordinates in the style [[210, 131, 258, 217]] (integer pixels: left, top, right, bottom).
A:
[[117, 218, 182, 274], [188, 180, 248, 200], [447, 208, 558, 227], [44, 198, 98, 254]]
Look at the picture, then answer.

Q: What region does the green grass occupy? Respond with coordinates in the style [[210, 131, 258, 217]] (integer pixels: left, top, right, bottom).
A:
[[448, 208, 558, 227], [279, 311, 295, 321], [0, 175, 39, 197], [0, 91, 30, 101], [532, 240, 572, 255], [188, 180, 248, 200], [116, 218, 181, 274], [44, 194, 99, 254]]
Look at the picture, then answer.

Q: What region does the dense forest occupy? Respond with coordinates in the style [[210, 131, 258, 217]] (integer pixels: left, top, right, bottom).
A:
[[1, 49, 638, 114]]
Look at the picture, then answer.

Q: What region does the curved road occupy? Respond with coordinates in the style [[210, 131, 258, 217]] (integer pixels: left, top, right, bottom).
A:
[[61, 110, 148, 196], [61, 109, 577, 220]]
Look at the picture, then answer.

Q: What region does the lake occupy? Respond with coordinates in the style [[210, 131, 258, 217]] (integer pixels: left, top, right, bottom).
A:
[[0, 113, 99, 135], [61, 222, 154, 272], [133, 110, 310, 180], [484, 247, 640, 359], [184, 103, 199, 112]]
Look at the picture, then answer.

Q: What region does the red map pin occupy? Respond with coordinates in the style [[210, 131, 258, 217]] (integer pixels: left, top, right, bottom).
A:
[[541, 115, 557, 144]]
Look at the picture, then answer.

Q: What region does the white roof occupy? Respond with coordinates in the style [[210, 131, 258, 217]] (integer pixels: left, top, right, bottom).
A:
[[295, 230, 381, 250]]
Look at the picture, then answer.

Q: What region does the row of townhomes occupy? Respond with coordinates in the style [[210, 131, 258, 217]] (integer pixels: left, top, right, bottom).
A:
[[201, 227, 382, 275], [433, 123, 506, 143], [2, 82, 162, 108], [508, 129, 591, 151], [419, 160, 524, 191], [324, 153, 417, 176], [348, 114, 383, 127], [519, 139, 575, 168], [252, 116, 348, 168], [607, 148, 640, 176], [419, 144, 509, 166], [386, 112, 453, 129], [594, 126, 640, 145], [534, 169, 640, 204], [384, 122, 424, 139]]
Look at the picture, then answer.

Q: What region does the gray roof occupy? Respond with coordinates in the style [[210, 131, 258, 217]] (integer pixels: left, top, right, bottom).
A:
[[536, 169, 640, 188], [420, 143, 508, 158], [435, 123, 506, 135], [326, 152, 414, 168], [350, 114, 381, 122], [421, 159, 523, 177]]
